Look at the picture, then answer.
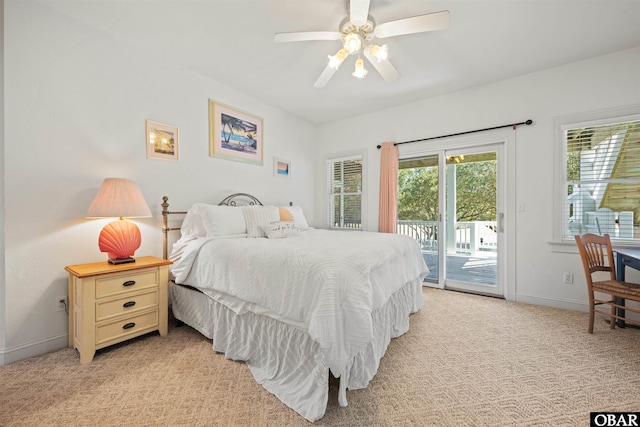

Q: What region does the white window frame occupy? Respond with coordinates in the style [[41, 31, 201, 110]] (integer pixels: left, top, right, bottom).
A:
[[553, 105, 640, 247], [325, 150, 367, 230]]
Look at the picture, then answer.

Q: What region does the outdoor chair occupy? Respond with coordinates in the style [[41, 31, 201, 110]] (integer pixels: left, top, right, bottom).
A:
[[574, 233, 640, 333]]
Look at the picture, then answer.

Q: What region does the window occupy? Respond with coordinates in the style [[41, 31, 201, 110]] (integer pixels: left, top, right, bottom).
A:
[[562, 114, 640, 242], [327, 154, 363, 229]]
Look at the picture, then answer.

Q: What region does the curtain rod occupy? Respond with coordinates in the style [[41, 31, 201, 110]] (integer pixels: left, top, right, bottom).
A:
[[376, 119, 533, 149]]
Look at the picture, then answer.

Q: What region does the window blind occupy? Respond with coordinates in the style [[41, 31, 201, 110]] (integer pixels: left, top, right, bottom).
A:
[[327, 155, 363, 229], [564, 117, 640, 240]]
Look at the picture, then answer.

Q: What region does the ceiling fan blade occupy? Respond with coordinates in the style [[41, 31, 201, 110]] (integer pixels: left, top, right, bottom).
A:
[[350, 0, 370, 27], [363, 50, 400, 82], [375, 10, 450, 39], [274, 31, 341, 43], [313, 65, 339, 88]]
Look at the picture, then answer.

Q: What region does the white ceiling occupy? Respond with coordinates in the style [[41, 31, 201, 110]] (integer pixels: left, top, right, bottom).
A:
[[40, 0, 640, 125]]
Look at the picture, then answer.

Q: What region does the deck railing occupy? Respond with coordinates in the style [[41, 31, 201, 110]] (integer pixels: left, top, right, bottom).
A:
[[332, 219, 498, 255], [397, 220, 497, 255], [396, 220, 439, 251]]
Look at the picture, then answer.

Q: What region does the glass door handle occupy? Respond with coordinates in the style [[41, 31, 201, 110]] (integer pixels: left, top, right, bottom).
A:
[[498, 213, 504, 232]]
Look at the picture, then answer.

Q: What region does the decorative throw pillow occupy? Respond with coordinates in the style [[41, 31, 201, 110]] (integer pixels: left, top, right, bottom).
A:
[[263, 221, 299, 239], [279, 206, 294, 222], [283, 205, 310, 229], [242, 206, 280, 238]]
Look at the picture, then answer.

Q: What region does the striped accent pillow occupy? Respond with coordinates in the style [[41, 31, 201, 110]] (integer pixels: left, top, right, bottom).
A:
[[242, 206, 280, 238]]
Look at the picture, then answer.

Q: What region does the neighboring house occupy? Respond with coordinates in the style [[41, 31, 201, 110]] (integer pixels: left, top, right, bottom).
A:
[[567, 121, 639, 238]]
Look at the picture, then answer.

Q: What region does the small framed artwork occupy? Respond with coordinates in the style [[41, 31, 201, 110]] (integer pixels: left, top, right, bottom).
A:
[[274, 157, 291, 179], [209, 100, 263, 165], [146, 120, 179, 161]]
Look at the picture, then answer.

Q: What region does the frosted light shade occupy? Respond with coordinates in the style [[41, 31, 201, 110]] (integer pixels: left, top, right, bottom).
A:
[[327, 48, 349, 69], [343, 33, 361, 54], [352, 58, 368, 78]]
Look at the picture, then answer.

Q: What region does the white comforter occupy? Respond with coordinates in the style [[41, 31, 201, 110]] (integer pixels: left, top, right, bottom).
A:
[[171, 229, 428, 379]]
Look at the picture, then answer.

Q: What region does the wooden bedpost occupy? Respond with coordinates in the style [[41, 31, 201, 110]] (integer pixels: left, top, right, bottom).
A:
[[161, 196, 188, 260]]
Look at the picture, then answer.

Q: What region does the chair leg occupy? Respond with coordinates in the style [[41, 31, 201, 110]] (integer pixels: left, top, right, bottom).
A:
[[588, 302, 595, 334], [610, 302, 616, 330]]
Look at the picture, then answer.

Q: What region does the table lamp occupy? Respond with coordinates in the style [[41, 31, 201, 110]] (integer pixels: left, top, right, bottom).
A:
[[86, 178, 152, 264]]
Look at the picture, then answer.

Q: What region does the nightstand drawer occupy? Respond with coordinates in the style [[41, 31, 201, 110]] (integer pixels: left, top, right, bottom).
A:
[[96, 290, 159, 322], [95, 310, 158, 345], [96, 270, 158, 299]]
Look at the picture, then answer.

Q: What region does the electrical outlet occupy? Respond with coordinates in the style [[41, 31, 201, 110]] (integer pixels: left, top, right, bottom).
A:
[[56, 296, 67, 312], [562, 272, 573, 285]]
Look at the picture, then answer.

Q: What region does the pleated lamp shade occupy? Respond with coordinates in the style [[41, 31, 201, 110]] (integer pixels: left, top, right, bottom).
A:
[[86, 178, 152, 264]]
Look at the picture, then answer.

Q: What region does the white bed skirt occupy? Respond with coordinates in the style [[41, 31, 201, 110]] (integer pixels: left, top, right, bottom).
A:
[[169, 278, 423, 422]]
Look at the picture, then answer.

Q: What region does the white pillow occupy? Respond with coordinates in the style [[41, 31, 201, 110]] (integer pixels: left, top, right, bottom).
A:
[[179, 204, 208, 238], [262, 221, 299, 239], [284, 205, 310, 229], [194, 203, 247, 237], [242, 206, 280, 238]]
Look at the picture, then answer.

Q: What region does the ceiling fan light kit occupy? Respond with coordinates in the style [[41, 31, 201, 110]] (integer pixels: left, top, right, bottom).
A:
[[274, 0, 450, 87]]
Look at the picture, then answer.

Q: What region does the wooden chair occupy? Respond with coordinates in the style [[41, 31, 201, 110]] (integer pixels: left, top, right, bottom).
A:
[[574, 233, 640, 333]]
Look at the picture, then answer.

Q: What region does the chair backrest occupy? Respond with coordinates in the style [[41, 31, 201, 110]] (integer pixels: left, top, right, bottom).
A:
[[574, 234, 617, 285]]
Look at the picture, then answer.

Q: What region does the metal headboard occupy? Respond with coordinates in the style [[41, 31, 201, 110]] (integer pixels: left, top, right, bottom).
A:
[[161, 193, 263, 260], [218, 193, 263, 207]]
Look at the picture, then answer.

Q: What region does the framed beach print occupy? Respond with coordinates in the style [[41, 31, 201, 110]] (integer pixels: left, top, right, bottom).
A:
[[209, 100, 263, 165], [146, 120, 179, 161], [273, 157, 291, 179]]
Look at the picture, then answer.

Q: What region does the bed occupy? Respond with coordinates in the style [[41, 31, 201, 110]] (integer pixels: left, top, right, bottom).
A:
[[162, 193, 429, 422]]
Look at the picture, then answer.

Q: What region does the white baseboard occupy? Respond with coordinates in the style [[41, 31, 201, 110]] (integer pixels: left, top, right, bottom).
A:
[[516, 293, 588, 312], [0, 333, 69, 366]]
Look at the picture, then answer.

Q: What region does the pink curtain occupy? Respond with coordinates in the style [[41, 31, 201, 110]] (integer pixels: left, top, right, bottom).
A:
[[378, 141, 399, 233]]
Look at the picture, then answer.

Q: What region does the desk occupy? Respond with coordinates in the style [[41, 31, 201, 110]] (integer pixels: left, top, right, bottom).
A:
[[615, 248, 640, 328]]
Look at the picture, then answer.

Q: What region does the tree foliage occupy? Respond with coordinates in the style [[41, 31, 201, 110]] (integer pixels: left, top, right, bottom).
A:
[[398, 160, 497, 222], [566, 151, 580, 196], [454, 161, 496, 221], [398, 168, 439, 221]]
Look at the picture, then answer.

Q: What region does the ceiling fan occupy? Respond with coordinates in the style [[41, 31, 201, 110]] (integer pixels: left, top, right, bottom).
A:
[[274, 0, 450, 88]]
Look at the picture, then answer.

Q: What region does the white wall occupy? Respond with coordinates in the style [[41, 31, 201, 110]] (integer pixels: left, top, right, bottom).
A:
[[1, 0, 317, 364], [316, 47, 640, 310], [0, 0, 6, 355]]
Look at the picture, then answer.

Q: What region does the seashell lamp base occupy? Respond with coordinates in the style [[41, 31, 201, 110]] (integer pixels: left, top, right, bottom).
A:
[[98, 219, 142, 264]]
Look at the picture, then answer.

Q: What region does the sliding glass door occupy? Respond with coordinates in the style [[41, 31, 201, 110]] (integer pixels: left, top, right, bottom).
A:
[[398, 143, 505, 297], [443, 145, 502, 295], [398, 155, 441, 284]]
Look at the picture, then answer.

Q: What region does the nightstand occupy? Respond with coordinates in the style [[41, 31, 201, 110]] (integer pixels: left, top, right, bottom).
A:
[[65, 256, 173, 364]]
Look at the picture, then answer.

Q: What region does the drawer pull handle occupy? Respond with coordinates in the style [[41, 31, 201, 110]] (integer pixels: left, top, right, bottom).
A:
[[123, 301, 136, 308], [123, 322, 136, 330], [122, 280, 136, 287]]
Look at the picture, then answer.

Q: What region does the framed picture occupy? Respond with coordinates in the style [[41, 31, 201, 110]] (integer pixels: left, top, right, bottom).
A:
[[209, 100, 263, 165], [273, 157, 291, 179], [146, 120, 179, 161]]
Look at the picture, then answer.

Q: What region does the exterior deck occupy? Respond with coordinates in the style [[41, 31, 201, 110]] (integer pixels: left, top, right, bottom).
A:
[[338, 220, 499, 286], [394, 219, 498, 286], [422, 251, 497, 286]]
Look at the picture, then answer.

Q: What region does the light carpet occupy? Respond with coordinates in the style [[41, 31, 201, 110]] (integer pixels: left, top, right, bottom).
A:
[[1, 287, 639, 426]]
